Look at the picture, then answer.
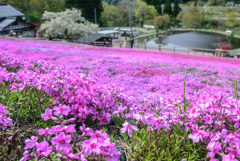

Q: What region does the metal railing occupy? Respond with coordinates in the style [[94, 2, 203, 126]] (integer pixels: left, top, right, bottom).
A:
[[74, 40, 240, 57], [118, 42, 240, 57]]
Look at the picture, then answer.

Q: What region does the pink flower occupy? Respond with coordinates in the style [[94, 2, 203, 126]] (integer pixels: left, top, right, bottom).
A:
[[20, 151, 34, 161], [36, 141, 52, 157], [120, 122, 138, 136], [51, 132, 71, 151], [113, 106, 127, 116], [53, 105, 70, 116], [82, 137, 102, 155], [222, 153, 238, 161], [67, 124, 76, 133], [207, 142, 222, 158], [62, 148, 79, 159], [24, 136, 38, 149], [41, 109, 52, 121], [50, 125, 64, 135], [8, 136, 13, 142], [39, 128, 52, 136], [203, 115, 214, 124], [106, 151, 121, 161]]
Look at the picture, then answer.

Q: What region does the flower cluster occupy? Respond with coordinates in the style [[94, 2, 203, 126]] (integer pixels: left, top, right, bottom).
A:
[[2, 37, 240, 160], [0, 103, 13, 130], [21, 107, 121, 161]]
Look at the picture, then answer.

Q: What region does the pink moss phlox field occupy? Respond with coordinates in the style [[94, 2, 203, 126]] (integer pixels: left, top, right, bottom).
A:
[[1, 37, 240, 160]]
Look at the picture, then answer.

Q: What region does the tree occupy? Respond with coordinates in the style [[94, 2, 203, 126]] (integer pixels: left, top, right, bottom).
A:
[[176, 10, 183, 22], [193, 0, 197, 6], [173, 0, 181, 17], [163, 0, 172, 15], [65, 0, 103, 24], [100, 1, 118, 27], [133, 0, 158, 27], [225, 11, 239, 28], [143, 0, 162, 15], [227, 32, 237, 49], [39, 8, 98, 40], [182, 6, 203, 28], [154, 14, 170, 29]]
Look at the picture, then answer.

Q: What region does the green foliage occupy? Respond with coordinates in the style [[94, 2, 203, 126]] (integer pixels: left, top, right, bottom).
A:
[[120, 125, 207, 160], [194, 0, 197, 6], [100, 1, 118, 27], [153, 14, 170, 29], [225, 11, 239, 28], [0, 83, 55, 126], [227, 32, 237, 49], [163, 0, 172, 15], [134, 0, 158, 27], [173, 0, 181, 17], [65, 0, 103, 24], [143, 0, 162, 15], [182, 6, 204, 28]]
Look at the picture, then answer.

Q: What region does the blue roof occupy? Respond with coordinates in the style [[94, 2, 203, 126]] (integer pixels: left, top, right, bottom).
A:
[[0, 3, 24, 18], [98, 30, 119, 35], [0, 17, 16, 28]]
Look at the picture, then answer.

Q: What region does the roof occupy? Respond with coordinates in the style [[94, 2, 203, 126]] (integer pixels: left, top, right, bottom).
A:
[[118, 28, 136, 32], [98, 30, 119, 35], [0, 17, 16, 28], [75, 36, 102, 43], [0, 3, 24, 18]]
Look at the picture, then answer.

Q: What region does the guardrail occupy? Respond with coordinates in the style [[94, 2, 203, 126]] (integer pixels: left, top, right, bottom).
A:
[[74, 40, 240, 58], [119, 42, 240, 58]]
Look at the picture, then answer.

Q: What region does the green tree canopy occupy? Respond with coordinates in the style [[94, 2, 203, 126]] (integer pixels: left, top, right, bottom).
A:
[[154, 14, 170, 29], [225, 11, 239, 28], [182, 6, 203, 28], [65, 0, 103, 24], [173, 0, 181, 17], [163, 0, 172, 15], [133, 0, 158, 27]]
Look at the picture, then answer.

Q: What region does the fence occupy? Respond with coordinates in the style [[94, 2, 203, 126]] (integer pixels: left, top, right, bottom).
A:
[[118, 42, 240, 58], [74, 40, 240, 58]]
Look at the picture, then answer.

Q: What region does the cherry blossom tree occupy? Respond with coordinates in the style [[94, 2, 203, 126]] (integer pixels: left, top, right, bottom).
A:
[[39, 8, 99, 40]]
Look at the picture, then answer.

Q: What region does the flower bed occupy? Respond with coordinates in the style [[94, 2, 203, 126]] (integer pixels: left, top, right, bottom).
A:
[[1, 37, 240, 160]]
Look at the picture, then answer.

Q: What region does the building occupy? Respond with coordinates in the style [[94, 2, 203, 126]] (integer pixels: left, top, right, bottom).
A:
[[0, 3, 35, 36], [75, 36, 112, 47]]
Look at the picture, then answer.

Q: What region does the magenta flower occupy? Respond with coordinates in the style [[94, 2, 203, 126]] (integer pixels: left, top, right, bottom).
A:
[[106, 151, 121, 161], [53, 105, 70, 116], [67, 124, 76, 133], [41, 109, 52, 121], [20, 151, 34, 161], [62, 148, 79, 159], [222, 153, 238, 161], [51, 132, 71, 151], [207, 142, 222, 158], [120, 121, 138, 136], [82, 137, 102, 155], [24, 136, 38, 149], [36, 141, 52, 157], [39, 128, 52, 136]]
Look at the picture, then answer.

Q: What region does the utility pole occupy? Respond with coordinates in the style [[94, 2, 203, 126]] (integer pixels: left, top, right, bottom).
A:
[[25, 0, 30, 22], [94, 8, 97, 24], [129, 0, 132, 39]]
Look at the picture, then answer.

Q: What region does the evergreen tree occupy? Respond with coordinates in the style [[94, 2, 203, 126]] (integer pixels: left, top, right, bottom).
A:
[[173, 0, 181, 17], [65, 0, 103, 23], [227, 32, 237, 49], [153, 0, 162, 15], [163, 0, 172, 15], [194, 0, 197, 6]]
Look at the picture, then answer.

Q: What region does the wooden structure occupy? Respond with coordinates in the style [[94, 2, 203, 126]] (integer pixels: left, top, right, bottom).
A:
[[75, 36, 113, 47], [97, 30, 119, 39], [0, 3, 35, 36]]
